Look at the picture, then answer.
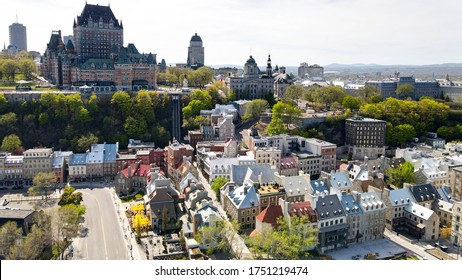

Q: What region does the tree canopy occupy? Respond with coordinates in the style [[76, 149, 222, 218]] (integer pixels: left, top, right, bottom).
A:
[[246, 216, 318, 260], [386, 161, 416, 188]]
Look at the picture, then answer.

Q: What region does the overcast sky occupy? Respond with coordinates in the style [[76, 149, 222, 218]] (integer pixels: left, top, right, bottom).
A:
[[2, 0, 462, 67]]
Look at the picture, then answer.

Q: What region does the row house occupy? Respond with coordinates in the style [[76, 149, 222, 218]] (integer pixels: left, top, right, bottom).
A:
[[1, 154, 24, 187], [248, 134, 336, 173], [52, 151, 73, 184], [313, 193, 348, 253], [23, 148, 53, 185], [274, 171, 311, 203], [355, 191, 386, 241]]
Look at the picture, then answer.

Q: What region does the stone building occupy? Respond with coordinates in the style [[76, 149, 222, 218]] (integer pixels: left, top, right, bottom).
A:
[[228, 55, 274, 100], [345, 116, 386, 160], [40, 4, 157, 90], [187, 33, 204, 69], [22, 148, 53, 185]]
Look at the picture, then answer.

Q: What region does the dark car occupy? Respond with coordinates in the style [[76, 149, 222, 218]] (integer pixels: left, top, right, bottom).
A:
[[12, 185, 24, 190], [435, 242, 448, 252]]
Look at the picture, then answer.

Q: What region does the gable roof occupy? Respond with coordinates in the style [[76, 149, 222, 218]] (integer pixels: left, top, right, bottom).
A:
[[310, 178, 329, 195], [227, 184, 259, 209], [388, 188, 416, 207], [288, 201, 317, 222], [256, 205, 283, 225], [405, 202, 435, 220], [410, 184, 441, 203], [315, 194, 346, 220], [231, 165, 277, 186], [329, 172, 352, 189], [340, 194, 363, 215]]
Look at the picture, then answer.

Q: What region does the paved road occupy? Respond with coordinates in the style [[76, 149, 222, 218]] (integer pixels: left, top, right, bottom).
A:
[[73, 187, 129, 260], [383, 228, 438, 260]]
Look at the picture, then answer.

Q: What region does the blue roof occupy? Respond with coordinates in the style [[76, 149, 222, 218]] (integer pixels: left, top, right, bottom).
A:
[[310, 178, 329, 195], [69, 153, 87, 165], [340, 194, 363, 215], [329, 172, 352, 189], [87, 143, 118, 164], [52, 156, 65, 169]]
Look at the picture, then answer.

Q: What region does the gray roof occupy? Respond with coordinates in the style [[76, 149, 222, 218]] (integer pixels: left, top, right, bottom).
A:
[[388, 188, 416, 207], [315, 194, 346, 221], [437, 186, 452, 202], [52, 155, 65, 169], [179, 172, 199, 193], [69, 153, 87, 165], [405, 202, 435, 220], [0, 209, 36, 219], [435, 199, 453, 213], [410, 184, 441, 203], [329, 172, 352, 189], [231, 165, 277, 186], [340, 194, 363, 215], [359, 192, 386, 212], [227, 184, 259, 210]]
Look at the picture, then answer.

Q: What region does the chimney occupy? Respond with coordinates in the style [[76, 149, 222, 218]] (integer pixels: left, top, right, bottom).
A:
[[244, 185, 248, 195], [258, 172, 263, 186], [128, 165, 132, 178]]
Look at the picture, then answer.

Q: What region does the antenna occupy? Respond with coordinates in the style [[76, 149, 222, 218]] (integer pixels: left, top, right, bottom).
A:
[[16, 10, 18, 23], [250, 47, 252, 56]]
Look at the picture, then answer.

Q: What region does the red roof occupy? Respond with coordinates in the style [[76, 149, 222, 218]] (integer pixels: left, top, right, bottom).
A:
[[256, 205, 282, 226], [289, 201, 317, 223], [121, 164, 151, 182]]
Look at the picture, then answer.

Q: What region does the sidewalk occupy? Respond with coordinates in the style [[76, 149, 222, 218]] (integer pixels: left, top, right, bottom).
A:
[[110, 189, 147, 260]]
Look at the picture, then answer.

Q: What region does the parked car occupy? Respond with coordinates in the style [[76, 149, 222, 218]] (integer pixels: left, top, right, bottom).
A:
[[2, 199, 9, 206], [435, 242, 448, 252], [12, 185, 24, 189]]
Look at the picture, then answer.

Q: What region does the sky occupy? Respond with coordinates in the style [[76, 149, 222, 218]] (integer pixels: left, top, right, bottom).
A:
[[2, 0, 462, 67]]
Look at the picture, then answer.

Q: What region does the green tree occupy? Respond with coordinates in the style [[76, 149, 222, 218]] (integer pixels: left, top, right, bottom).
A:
[[196, 220, 240, 256], [272, 101, 302, 128], [38, 112, 49, 126], [386, 161, 416, 188], [437, 126, 462, 142], [210, 177, 228, 201], [0, 112, 17, 127], [50, 204, 82, 259], [111, 91, 132, 116], [28, 172, 56, 201], [0, 221, 22, 257], [2, 59, 18, 81], [135, 90, 155, 123], [7, 225, 48, 260], [396, 84, 414, 99], [266, 117, 286, 135], [76, 133, 98, 152], [283, 84, 305, 105], [19, 58, 36, 80], [243, 99, 268, 122], [357, 85, 380, 103], [1, 134, 22, 153], [87, 94, 99, 115], [58, 186, 83, 206], [342, 95, 362, 110], [247, 216, 318, 260], [0, 93, 7, 113], [124, 116, 147, 138], [389, 124, 416, 147]]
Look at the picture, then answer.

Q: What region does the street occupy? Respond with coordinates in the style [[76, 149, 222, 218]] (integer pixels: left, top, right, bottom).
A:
[[72, 187, 129, 260]]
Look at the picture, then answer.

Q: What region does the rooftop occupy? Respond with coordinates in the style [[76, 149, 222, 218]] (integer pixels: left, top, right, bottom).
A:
[[315, 194, 346, 221], [0, 209, 36, 219]]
